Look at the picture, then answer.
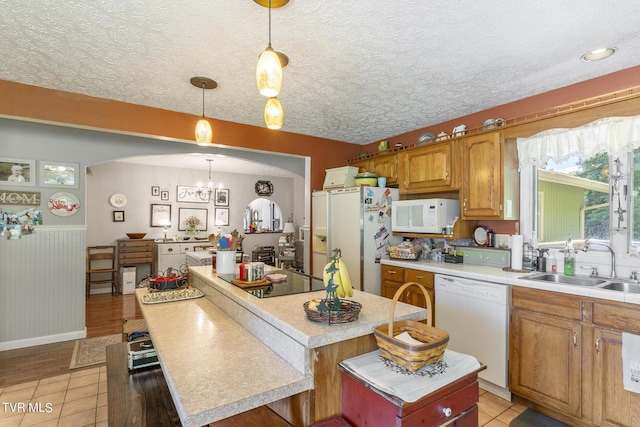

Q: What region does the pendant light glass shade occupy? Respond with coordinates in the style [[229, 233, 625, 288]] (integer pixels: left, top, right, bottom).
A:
[[195, 117, 213, 146], [264, 97, 283, 130], [190, 76, 217, 146], [256, 46, 282, 97]]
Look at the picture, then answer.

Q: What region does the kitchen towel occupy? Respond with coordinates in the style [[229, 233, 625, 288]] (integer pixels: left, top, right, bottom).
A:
[[340, 349, 481, 403], [622, 332, 640, 393], [511, 235, 523, 270]]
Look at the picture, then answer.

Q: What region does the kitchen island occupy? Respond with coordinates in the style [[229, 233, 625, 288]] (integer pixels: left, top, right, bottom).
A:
[[136, 266, 427, 426]]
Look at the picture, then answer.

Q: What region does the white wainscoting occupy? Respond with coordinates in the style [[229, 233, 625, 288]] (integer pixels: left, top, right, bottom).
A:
[[0, 226, 87, 350]]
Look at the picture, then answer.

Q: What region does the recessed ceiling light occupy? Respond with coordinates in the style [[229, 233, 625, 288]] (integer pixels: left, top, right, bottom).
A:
[[581, 47, 617, 62]]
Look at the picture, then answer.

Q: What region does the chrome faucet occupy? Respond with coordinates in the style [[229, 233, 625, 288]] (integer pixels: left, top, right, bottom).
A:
[[582, 239, 616, 279]]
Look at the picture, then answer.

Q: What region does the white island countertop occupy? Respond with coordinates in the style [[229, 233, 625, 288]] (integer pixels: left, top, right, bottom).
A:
[[137, 266, 427, 426]]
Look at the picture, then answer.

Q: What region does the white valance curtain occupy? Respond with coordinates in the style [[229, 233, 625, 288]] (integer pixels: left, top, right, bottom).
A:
[[516, 115, 640, 170]]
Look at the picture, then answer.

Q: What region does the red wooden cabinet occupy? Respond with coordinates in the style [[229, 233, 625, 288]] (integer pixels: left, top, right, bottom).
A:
[[340, 368, 481, 427]]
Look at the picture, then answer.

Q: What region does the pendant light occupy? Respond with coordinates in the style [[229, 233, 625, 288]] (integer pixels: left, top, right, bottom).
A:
[[255, 0, 288, 97], [264, 97, 284, 130], [190, 77, 217, 146]]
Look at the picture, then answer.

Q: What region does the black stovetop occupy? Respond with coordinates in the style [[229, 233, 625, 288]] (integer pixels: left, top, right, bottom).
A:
[[218, 269, 325, 298]]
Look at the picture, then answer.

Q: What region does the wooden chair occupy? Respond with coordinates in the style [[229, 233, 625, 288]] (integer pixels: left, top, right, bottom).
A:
[[86, 245, 117, 298]]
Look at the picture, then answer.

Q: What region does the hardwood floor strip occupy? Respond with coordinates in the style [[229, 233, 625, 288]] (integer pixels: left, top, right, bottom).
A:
[[0, 293, 142, 387]]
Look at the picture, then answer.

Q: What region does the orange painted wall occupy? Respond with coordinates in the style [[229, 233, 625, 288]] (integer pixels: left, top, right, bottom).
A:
[[361, 65, 640, 154], [0, 79, 362, 191], [2, 66, 640, 190]]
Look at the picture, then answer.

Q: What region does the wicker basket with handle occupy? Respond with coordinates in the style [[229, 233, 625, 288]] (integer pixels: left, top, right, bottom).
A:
[[374, 281, 449, 371]]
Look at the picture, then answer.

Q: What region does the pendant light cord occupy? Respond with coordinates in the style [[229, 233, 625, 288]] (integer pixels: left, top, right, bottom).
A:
[[268, 0, 272, 48], [201, 82, 206, 118]]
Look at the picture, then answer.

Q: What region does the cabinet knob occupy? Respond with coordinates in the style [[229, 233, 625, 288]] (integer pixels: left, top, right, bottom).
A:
[[168, 248, 173, 252], [442, 407, 452, 417], [388, 270, 397, 274], [416, 275, 424, 279]]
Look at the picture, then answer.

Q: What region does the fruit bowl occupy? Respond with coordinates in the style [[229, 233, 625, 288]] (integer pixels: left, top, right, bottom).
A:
[[126, 233, 146, 239], [303, 298, 362, 324]]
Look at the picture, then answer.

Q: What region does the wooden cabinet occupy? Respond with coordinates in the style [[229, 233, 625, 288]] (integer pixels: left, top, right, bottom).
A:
[[510, 287, 640, 426], [341, 362, 482, 426], [398, 141, 459, 193], [461, 131, 519, 220], [590, 301, 640, 427], [268, 334, 379, 425], [370, 154, 398, 186], [510, 288, 582, 417], [381, 265, 433, 314], [117, 239, 155, 288], [349, 153, 398, 186]]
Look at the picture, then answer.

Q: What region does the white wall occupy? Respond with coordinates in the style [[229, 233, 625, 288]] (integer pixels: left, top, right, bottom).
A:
[[0, 117, 308, 349], [87, 161, 300, 288]]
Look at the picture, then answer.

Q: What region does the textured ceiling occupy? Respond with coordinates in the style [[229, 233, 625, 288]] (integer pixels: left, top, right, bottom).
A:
[[1, 1, 640, 145]]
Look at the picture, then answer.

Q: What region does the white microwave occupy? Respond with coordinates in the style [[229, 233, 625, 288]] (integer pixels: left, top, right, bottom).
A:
[[392, 198, 460, 233]]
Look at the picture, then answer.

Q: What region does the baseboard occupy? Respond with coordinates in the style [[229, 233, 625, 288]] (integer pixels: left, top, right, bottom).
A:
[[0, 328, 87, 351], [479, 378, 511, 401]]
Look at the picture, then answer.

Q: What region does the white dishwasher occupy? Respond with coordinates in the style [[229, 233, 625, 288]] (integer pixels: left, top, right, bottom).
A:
[[435, 274, 510, 400]]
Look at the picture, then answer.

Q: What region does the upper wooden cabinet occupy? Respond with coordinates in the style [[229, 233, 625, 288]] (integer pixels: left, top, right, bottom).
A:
[[398, 141, 460, 193], [461, 131, 519, 220], [349, 153, 398, 186]]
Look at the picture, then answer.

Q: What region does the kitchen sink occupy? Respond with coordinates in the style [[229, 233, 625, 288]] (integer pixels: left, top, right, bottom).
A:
[[597, 282, 640, 294], [522, 273, 607, 286]]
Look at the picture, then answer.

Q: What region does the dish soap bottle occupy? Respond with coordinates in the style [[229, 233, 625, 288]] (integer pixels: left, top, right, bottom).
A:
[[564, 237, 575, 276]]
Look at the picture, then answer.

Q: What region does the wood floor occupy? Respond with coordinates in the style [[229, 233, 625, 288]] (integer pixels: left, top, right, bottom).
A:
[[0, 293, 142, 387]]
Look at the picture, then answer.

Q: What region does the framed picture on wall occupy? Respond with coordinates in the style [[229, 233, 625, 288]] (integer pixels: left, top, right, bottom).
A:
[[178, 208, 208, 231], [0, 157, 35, 187], [151, 186, 160, 196], [214, 208, 229, 226], [176, 185, 208, 203], [214, 188, 229, 206], [40, 161, 79, 188], [160, 190, 169, 201], [113, 211, 125, 222], [150, 204, 171, 227]]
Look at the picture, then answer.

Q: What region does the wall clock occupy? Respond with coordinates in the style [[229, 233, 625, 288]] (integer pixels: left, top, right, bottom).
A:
[[255, 180, 273, 197]]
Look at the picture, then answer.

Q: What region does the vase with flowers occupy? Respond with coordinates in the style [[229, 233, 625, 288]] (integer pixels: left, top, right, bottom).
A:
[[184, 215, 201, 236]]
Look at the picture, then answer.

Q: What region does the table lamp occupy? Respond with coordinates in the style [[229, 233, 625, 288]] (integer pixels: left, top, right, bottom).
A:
[[160, 219, 171, 239], [283, 221, 295, 243]]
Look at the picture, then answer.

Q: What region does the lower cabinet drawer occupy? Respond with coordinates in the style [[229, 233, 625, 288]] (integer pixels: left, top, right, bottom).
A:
[[341, 368, 479, 427], [401, 381, 478, 427], [382, 265, 405, 281]]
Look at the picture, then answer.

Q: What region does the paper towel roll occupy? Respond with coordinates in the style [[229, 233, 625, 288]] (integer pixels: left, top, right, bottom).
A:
[[511, 235, 523, 270]]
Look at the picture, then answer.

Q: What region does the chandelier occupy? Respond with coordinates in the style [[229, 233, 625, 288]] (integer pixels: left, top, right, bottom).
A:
[[190, 77, 217, 146], [196, 159, 216, 201]]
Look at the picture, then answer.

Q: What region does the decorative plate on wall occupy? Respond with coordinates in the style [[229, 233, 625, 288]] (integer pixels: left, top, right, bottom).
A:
[[48, 191, 80, 217], [255, 180, 273, 197], [109, 193, 127, 208]]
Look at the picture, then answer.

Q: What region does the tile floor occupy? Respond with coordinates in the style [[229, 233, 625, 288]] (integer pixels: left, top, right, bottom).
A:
[[0, 366, 107, 427], [0, 366, 525, 427], [478, 389, 528, 426]]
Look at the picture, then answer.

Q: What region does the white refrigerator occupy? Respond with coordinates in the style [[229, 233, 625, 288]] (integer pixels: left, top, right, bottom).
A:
[[312, 187, 401, 295]]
